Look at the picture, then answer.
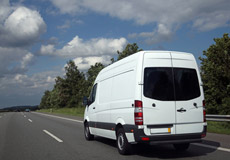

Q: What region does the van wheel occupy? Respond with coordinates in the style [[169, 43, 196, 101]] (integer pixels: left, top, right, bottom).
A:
[[84, 122, 94, 140], [116, 128, 132, 155], [173, 143, 190, 151]]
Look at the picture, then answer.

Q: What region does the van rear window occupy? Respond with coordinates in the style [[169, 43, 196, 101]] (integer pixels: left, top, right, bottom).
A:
[[173, 68, 200, 100], [144, 68, 174, 101], [144, 67, 200, 101]]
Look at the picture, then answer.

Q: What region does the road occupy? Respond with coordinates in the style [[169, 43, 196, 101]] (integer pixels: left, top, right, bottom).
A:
[[0, 112, 230, 160]]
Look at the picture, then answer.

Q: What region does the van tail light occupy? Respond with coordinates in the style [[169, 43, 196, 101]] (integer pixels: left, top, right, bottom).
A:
[[201, 132, 206, 138], [134, 100, 143, 125], [203, 100, 206, 122]]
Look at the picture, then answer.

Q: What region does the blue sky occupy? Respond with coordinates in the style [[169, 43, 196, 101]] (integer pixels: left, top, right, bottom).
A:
[[0, 0, 230, 108]]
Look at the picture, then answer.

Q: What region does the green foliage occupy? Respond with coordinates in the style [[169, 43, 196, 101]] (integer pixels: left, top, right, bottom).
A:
[[86, 63, 104, 95], [64, 60, 87, 107], [39, 60, 87, 109], [207, 121, 230, 135], [39, 90, 51, 109], [200, 33, 230, 115], [113, 43, 143, 62]]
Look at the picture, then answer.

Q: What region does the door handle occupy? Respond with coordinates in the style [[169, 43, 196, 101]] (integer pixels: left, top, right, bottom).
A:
[[177, 108, 186, 113]]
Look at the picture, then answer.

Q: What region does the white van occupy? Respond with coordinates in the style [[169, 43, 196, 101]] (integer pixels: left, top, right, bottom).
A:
[[83, 51, 207, 155]]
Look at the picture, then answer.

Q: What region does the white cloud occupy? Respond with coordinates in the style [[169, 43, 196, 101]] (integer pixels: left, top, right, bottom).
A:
[[72, 56, 111, 70], [21, 53, 34, 69], [40, 44, 55, 55], [192, 10, 230, 31], [50, 0, 85, 14], [0, 1, 44, 83], [57, 21, 71, 30], [40, 35, 127, 70], [0, 69, 62, 106], [56, 36, 127, 57], [57, 19, 83, 31], [47, 76, 55, 83], [0, 47, 35, 77], [0, 70, 60, 97], [40, 36, 127, 57], [50, 0, 230, 44], [0, 5, 46, 47], [128, 23, 173, 44], [0, 0, 11, 23]]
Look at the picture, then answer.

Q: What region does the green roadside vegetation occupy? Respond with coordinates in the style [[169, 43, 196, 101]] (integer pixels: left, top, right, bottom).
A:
[[38, 107, 85, 117], [207, 121, 230, 135]]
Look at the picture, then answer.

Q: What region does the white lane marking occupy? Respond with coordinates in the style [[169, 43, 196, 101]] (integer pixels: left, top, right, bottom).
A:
[[43, 130, 63, 143], [24, 115, 26, 118], [193, 143, 230, 153], [33, 112, 83, 123], [28, 119, 32, 122]]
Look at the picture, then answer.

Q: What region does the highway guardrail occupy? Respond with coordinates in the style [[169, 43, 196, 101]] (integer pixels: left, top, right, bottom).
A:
[[206, 114, 230, 122]]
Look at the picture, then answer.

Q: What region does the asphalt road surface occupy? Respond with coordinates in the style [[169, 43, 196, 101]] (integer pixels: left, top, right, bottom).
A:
[[0, 112, 230, 160]]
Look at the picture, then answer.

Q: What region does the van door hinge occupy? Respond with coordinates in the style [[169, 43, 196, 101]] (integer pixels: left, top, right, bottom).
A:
[[138, 82, 144, 85]]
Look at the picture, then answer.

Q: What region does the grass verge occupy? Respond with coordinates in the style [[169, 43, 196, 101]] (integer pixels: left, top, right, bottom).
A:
[[207, 121, 230, 135], [38, 107, 85, 117]]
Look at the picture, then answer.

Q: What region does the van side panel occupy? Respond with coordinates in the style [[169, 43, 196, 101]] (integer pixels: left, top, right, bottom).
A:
[[111, 70, 135, 101], [96, 77, 113, 138], [93, 53, 142, 141], [110, 57, 138, 139], [98, 78, 112, 104]]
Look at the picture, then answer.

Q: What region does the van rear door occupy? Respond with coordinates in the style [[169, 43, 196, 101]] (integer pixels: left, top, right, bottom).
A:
[[142, 52, 176, 134], [171, 52, 204, 134]]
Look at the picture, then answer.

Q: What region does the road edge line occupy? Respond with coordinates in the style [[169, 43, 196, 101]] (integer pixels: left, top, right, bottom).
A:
[[33, 112, 83, 123], [193, 143, 230, 153]]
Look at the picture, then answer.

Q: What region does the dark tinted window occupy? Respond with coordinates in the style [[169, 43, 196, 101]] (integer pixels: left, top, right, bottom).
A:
[[144, 68, 174, 101], [144, 67, 200, 101], [89, 83, 97, 105], [174, 68, 200, 100]]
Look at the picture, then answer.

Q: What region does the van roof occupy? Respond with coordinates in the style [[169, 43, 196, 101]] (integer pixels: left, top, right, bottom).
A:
[[96, 50, 195, 81]]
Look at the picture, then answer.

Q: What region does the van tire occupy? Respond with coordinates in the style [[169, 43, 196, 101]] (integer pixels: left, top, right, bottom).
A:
[[84, 122, 94, 140], [116, 128, 132, 155], [173, 143, 190, 151]]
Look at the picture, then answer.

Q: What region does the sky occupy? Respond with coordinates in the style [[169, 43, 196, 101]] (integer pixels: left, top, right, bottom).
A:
[[0, 0, 230, 108]]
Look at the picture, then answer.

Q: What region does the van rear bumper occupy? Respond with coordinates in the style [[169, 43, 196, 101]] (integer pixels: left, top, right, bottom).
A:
[[135, 132, 203, 144], [126, 125, 207, 144]]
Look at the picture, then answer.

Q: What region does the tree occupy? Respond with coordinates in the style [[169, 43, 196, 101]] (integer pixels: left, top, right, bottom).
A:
[[64, 60, 87, 108], [53, 76, 69, 108], [86, 63, 104, 94], [49, 87, 60, 108], [113, 43, 143, 62], [199, 33, 230, 114], [39, 60, 87, 109], [39, 90, 51, 109]]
